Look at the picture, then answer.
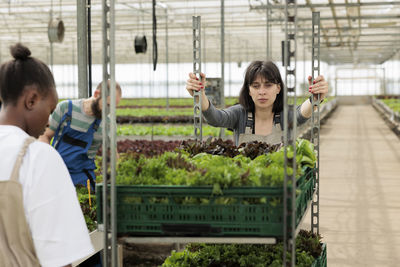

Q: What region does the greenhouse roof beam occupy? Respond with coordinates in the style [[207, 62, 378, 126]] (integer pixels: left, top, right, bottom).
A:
[[302, 33, 400, 38], [305, 0, 331, 50], [327, 0, 347, 56], [297, 26, 400, 31], [251, 1, 400, 10], [307, 40, 400, 45], [267, 14, 400, 22]]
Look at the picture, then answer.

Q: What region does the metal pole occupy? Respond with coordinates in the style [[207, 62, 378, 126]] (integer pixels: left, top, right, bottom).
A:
[[101, 0, 117, 266], [149, 49, 153, 97], [72, 39, 76, 97], [383, 67, 386, 95], [220, 0, 225, 137], [283, 0, 297, 266], [203, 27, 206, 74], [88, 0, 93, 96], [303, 34, 306, 95], [351, 69, 354, 95], [46, 46, 50, 66], [140, 53, 143, 97], [367, 68, 370, 94], [246, 40, 249, 63], [109, 1, 117, 265], [77, 0, 88, 98], [221, 0, 225, 105], [269, 4, 272, 60], [311, 11, 321, 237], [152, 0, 157, 71], [266, 0, 269, 58], [50, 42, 54, 72], [398, 52, 400, 94], [165, 9, 169, 110], [266, 0, 272, 59], [375, 68, 378, 95], [177, 50, 180, 98], [101, 0, 110, 261], [228, 33, 232, 97], [335, 68, 338, 97], [193, 16, 202, 142], [375, 68, 383, 95], [49, 7, 54, 72], [392, 57, 395, 95]]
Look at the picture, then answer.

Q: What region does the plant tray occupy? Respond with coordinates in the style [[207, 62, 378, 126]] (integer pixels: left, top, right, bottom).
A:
[[312, 243, 327, 267], [96, 168, 315, 237]]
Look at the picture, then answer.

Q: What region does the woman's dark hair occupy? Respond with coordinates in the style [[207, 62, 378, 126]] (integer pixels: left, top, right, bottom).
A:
[[0, 43, 55, 106], [239, 60, 284, 113]]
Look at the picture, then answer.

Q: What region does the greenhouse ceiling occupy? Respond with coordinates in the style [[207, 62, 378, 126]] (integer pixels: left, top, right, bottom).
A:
[[0, 0, 398, 65]]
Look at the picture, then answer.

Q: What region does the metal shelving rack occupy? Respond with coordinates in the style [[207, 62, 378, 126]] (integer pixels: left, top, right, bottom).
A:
[[117, 12, 280, 248], [282, 0, 298, 265], [101, 0, 118, 266], [193, 15, 202, 142], [96, 2, 322, 267], [310, 11, 321, 236]]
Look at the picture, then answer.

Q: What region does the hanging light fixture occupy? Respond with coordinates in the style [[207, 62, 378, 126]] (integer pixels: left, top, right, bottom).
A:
[[134, 0, 147, 54], [134, 35, 147, 53], [48, 18, 65, 43]]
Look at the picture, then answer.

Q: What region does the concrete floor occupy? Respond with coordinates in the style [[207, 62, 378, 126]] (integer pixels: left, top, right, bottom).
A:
[[301, 105, 400, 267]]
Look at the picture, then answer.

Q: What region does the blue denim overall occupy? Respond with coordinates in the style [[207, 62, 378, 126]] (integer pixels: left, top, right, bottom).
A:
[[52, 100, 101, 189]]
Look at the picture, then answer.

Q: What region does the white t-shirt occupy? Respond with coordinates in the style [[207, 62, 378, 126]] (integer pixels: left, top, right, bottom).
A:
[[0, 125, 94, 267]]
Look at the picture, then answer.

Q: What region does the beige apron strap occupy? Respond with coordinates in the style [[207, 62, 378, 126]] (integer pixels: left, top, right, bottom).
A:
[[274, 112, 282, 130], [245, 111, 253, 134], [0, 136, 40, 266], [10, 137, 36, 182]]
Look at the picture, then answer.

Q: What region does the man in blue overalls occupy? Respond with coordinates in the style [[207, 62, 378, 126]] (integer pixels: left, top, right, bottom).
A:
[[39, 81, 121, 267], [40, 81, 121, 190]]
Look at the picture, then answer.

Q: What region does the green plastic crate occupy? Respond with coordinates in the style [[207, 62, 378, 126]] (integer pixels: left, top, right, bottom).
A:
[[97, 168, 315, 237], [312, 243, 327, 267]]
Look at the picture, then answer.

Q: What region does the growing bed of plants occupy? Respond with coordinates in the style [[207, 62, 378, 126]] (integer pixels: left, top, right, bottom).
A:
[[118, 97, 239, 107], [380, 98, 400, 113], [117, 124, 233, 137], [114, 97, 334, 124], [116, 96, 326, 109], [95, 138, 312, 188], [79, 139, 185, 233], [117, 108, 194, 117], [107, 139, 182, 155], [116, 98, 311, 116], [162, 230, 326, 267], [117, 115, 193, 124], [375, 95, 400, 100]]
